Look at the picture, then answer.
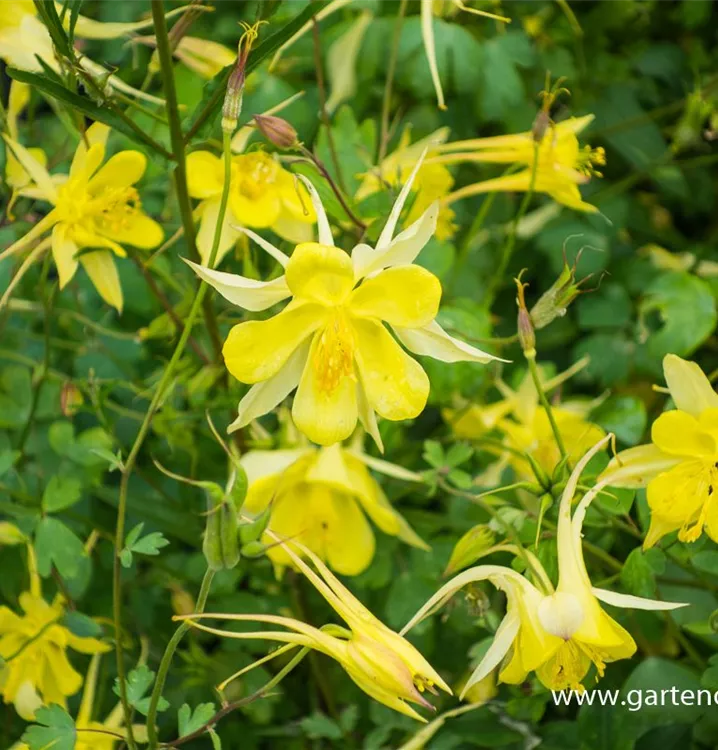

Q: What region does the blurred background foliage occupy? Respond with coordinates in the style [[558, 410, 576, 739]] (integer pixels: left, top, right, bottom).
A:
[[2, 1, 718, 748]]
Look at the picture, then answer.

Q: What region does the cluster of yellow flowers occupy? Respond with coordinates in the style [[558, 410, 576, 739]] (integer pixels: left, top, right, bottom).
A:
[[1, 2, 712, 737]]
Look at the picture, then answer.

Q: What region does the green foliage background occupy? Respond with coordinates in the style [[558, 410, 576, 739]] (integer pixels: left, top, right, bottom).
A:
[[2, 1, 718, 748]]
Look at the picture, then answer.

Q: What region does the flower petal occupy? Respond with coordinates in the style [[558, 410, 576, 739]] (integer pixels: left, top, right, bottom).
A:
[[105, 211, 163, 250], [186, 151, 223, 199], [3, 134, 57, 203], [197, 198, 239, 266], [663, 353, 718, 417], [296, 175, 333, 246], [241, 448, 310, 486], [599, 443, 683, 488], [228, 340, 310, 432], [235, 226, 290, 268], [223, 302, 326, 384], [184, 258, 291, 311], [352, 202, 438, 280], [230, 190, 281, 229], [353, 318, 429, 421], [292, 332, 358, 445], [80, 250, 123, 311], [591, 588, 688, 611], [393, 319, 503, 364], [461, 613, 520, 699], [52, 224, 79, 289], [88, 150, 146, 191], [652, 410, 716, 458], [349, 266, 441, 327], [285, 242, 354, 305]]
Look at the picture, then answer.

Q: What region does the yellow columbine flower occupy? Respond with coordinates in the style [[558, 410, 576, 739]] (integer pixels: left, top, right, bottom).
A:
[[10, 654, 146, 750], [178, 537, 451, 721], [445, 358, 604, 483], [0, 555, 109, 720], [356, 128, 458, 241], [242, 441, 428, 576], [2, 122, 164, 311], [186, 149, 316, 265], [0, 1, 186, 104], [600, 354, 718, 548], [433, 115, 605, 213], [402, 436, 687, 694], [188, 160, 500, 449]]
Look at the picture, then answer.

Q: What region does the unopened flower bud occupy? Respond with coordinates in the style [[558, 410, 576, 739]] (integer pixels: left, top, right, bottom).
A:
[[254, 114, 298, 149], [515, 277, 536, 358], [444, 524, 496, 576], [170, 583, 195, 617], [202, 487, 241, 571], [222, 22, 263, 134], [530, 257, 590, 330], [61, 382, 84, 417]]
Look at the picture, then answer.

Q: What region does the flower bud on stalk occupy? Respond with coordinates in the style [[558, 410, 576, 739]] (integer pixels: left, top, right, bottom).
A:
[[530, 257, 590, 330], [202, 468, 247, 571], [254, 114, 298, 149], [60, 382, 84, 417], [222, 22, 263, 135], [515, 276, 536, 358]]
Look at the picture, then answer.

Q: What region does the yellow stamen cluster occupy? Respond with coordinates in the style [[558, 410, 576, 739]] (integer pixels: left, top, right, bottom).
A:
[[314, 313, 356, 394]]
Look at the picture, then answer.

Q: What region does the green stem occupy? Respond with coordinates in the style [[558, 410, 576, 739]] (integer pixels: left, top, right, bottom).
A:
[[111, 86, 234, 750], [526, 355, 567, 461], [378, 0, 407, 162], [150, 0, 223, 362], [486, 144, 540, 303], [146, 568, 215, 749]]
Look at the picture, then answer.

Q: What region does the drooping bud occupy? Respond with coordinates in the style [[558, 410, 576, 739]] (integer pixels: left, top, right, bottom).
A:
[[444, 524, 496, 577], [60, 382, 84, 417], [530, 256, 591, 330], [515, 275, 536, 358], [531, 108, 551, 144], [222, 21, 263, 134], [254, 114, 298, 149]]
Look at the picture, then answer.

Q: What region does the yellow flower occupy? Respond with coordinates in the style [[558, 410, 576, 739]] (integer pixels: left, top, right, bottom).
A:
[[241, 441, 428, 576], [402, 436, 687, 694], [356, 128, 458, 241], [10, 654, 146, 750], [2, 122, 164, 312], [171, 36, 237, 79], [445, 358, 605, 483], [600, 354, 718, 548], [186, 149, 316, 265], [0, 1, 183, 104], [433, 115, 605, 213], [178, 537, 451, 721], [0, 590, 109, 720], [188, 160, 500, 449]]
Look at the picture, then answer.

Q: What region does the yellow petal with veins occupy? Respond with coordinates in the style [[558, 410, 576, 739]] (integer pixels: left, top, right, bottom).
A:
[[651, 410, 716, 458], [349, 266, 441, 328], [223, 302, 326, 384], [353, 318, 429, 421], [186, 151, 224, 199], [663, 353, 718, 417], [80, 251, 123, 312], [285, 243, 354, 306]]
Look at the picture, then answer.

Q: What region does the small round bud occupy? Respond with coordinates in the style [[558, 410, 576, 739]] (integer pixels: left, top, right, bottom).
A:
[[254, 114, 298, 149], [61, 382, 84, 417]]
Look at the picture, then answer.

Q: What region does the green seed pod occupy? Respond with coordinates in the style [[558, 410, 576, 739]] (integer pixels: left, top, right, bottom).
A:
[[203, 490, 240, 571], [239, 504, 272, 546], [240, 540, 267, 559]]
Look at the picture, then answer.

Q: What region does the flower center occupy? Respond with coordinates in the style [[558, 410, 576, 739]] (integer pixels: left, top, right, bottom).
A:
[[57, 180, 141, 235], [678, 460, 718, 542], [235, 152, 278, 200], [536, 639, 606, 691], [575, 145, 606, 177], [313, 313, 355, 394]]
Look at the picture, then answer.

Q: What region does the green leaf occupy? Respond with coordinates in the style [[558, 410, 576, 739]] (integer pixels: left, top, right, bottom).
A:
[[7, 68, 171, 157], [113, 665, 168, 716], [577, 282, 632, 330], [42, 476, 83, 513], [129, 531, 169, 557], [35, 518, 87, 580], [692, 551, 718, 576], [178, 703, 216, 737], [620, 548, 665, 598], [574, 332, 633, 387], [61, 611, 102, 639], [22, 704, 76, 750], [300, 712, 344, 740], [639, 272, 717, 360], [0, 366, 33, 428], [422, 440, 444, 469], [33, 0, 72, 59], [593, 396, 647, 445]]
